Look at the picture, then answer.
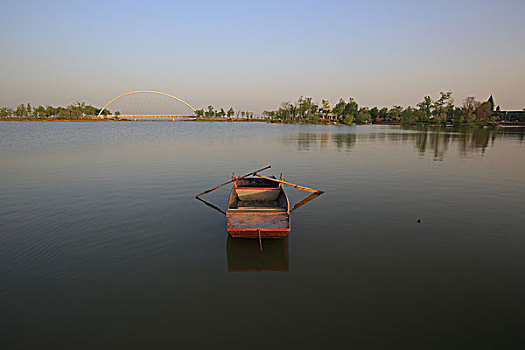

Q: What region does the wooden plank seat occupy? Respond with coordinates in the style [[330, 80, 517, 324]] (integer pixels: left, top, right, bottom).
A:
[[230, 200, 287, 212]]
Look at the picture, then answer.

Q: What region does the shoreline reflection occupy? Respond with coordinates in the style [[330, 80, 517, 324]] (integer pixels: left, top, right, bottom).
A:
[[282, 126, 525, 159]]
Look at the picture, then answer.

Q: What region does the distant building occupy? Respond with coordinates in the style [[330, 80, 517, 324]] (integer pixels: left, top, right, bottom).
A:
[[320, 100, 337, 120], [488, 95, 495, 112], [488, 95, 524, 122]]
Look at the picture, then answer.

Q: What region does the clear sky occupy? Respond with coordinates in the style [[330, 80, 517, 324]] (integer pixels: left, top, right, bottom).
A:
[[1, 0, 524, 114]]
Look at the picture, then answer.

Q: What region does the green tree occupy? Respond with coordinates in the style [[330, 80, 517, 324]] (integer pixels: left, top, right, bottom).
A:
[[297, 96, 307, 119], [15, 104, 27, 117], [432, 91, 453, 118], [287, 103, 297, 120], [343, 98, 358, 118], [389, 106, 403, 121], [475, 102, 492, 122], [463, 97, 478, 115], [263, 110, 276, 120], [369, 107, 379, 121], [435, 112, 447, 126], [355, 108, 371, 124], [45, 106, 56, 117], [401, 107, 417, 125], [84, 105, 99, 117], [194, 109, 204, 118], [57, 108, 70, 119], [96, 107, 110, 117], [34, 105, 45, 118], [67, 104, 82, 118], [417, 96, 433, 120], [297, 96, 317, 120], [343, 114, 354, 125], [379, 107, 389, 120], [0, 107, 14, 118], [333, 99, 346, 120], [227, 107, 234, 118], [206, 105, 214, 117], [280, 102, 294, 120]]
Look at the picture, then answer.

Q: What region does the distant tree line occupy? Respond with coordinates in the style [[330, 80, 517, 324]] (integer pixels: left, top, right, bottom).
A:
[[0, 102, 112, 119], [193, 106, 255, 119], [261, 92, 524, 126], [3, 92, 523, 126]]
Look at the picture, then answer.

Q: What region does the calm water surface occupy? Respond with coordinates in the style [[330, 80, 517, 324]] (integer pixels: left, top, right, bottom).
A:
[[1, 122, 524, 349]]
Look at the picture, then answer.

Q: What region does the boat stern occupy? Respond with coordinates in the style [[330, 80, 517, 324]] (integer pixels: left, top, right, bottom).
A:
[[226, 212, 290, 238]]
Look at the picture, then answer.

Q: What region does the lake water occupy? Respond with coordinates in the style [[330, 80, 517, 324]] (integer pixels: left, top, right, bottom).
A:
[[1, 121, 524, 349]]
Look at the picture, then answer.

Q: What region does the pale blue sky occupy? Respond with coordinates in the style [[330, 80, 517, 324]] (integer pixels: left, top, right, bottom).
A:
[[1, 0, 524, 113]]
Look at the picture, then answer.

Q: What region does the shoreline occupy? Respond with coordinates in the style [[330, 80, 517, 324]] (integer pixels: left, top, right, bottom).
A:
[[1, 117, 524, 127]]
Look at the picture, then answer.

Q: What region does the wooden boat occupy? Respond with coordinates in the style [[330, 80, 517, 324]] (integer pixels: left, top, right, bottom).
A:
[[226, 176, 290, 238], [196, 165, 323, 239]]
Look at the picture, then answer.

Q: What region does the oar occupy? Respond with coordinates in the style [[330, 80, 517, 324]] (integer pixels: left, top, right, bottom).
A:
[[290, 192, 323, 213], [195, 165, 271, 198], [254, 174, 324, 194]]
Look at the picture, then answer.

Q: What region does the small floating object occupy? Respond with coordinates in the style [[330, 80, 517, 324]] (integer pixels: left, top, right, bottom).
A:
[[196, 165, 323, 239]]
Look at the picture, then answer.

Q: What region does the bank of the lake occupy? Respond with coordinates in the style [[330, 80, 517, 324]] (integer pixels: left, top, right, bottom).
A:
[[3, 116, 524, 127]]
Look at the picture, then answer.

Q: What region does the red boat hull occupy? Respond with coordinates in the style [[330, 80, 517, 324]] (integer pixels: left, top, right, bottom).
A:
[[228, 227, 290, 238], [226, 177, 290, 238]]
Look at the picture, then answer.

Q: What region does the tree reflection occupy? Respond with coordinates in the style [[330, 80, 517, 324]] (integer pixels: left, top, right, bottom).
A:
[[283, 127, 525, 159], [415, 130, 428, 156], [333, 133, 356, 151], [296, 133, 317, 151]]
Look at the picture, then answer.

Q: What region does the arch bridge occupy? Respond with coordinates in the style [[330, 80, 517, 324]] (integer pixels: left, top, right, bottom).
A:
[[97, 90, 196, 119]]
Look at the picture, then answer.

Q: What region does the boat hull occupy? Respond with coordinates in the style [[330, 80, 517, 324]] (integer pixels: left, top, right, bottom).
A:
[[226, 212, 290, 238], [228, 227, 290, 238], [226, 177, 290, 238]]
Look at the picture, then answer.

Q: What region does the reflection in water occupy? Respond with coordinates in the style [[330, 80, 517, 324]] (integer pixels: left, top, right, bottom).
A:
[[333, 133, 357, 150], [195, 196, 226, 215], [227, 236, 289, 272], [2, 122, 525, 348], [294, 133, 357, 151], [296, 133, 317, 151], [284, 127, 525, 159], [291, 192, 323, 212]]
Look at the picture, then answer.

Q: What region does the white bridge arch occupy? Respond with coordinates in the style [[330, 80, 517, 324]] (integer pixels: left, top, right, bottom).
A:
[[96, 90, 196, 118]]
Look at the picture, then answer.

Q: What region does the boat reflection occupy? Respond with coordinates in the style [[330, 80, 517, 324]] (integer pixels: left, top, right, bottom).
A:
[[227, 235, 289, 272]]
